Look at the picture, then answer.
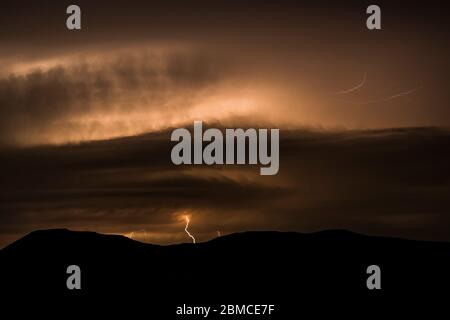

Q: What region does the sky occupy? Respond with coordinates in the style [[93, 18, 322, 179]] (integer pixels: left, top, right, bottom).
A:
[[0, 0, 449, 247]]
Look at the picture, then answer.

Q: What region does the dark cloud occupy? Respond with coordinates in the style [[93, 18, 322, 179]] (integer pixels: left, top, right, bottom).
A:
[[0, 50, 228, 144], [1, 127, 449, 247]]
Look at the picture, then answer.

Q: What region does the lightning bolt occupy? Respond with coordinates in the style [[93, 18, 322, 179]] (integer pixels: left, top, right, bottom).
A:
[[125, 229, 148, 242], [184, 216, 196, 244]]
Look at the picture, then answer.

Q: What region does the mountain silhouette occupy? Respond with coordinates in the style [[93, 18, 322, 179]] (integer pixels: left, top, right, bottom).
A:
[[1, 229, 449, 316]]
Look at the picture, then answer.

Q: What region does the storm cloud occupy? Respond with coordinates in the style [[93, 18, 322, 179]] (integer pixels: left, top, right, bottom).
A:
[[1, 126, 449, 247], [0, 49, 231, 145], [0, 0, 449, 247]]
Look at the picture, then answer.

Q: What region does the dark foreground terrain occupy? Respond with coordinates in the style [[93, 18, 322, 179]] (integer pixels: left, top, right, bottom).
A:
[[1, 229, 449, 317]]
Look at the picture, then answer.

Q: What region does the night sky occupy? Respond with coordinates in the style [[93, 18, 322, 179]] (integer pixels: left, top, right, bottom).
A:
[[0, 0, 449, 247]]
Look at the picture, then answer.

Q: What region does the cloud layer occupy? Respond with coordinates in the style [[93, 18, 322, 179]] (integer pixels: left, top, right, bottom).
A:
[[1, 127, 449, 247], [0, 49, 239, 145]]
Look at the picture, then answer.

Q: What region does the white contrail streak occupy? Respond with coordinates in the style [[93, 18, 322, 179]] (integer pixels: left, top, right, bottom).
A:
[[358, 86, 423, 105], [332, 72, 366, 95], [184, 216, 196, 244], [331, 86, 423, 105]]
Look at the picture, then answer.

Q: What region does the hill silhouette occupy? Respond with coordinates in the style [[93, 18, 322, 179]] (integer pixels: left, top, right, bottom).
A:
[[1, 229, 449, 316]]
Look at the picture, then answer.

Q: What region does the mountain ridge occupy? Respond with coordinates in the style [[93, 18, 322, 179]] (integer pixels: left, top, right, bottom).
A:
[[1, 228, 449, 315], [2, 228, 435, 253]]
